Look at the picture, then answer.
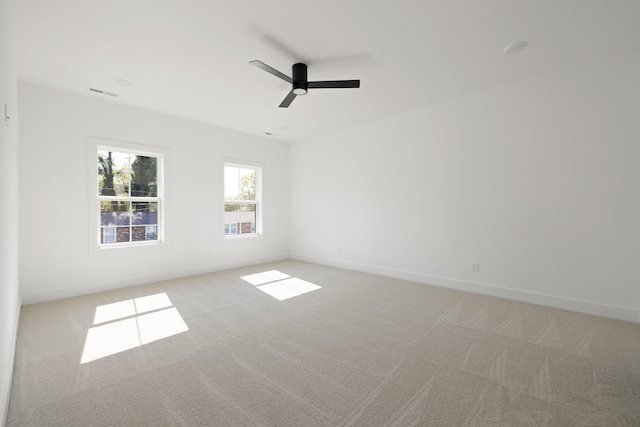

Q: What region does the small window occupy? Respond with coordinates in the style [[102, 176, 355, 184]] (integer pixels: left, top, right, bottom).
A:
[[224, 162, 261, 237]]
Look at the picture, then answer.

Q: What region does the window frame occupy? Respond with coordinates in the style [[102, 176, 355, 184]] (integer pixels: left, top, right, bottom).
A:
[[222, 158, 263, 240], [88, 138, 170, 254]]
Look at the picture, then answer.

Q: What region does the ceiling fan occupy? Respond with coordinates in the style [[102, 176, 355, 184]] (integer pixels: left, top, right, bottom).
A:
[[250, 60, 360, 108]]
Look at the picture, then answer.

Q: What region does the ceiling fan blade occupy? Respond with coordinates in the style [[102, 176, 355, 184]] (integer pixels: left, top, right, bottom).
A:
[[249, 60, 293, 83], [279, 90, 297, 108], [308, 80, 360, 89]]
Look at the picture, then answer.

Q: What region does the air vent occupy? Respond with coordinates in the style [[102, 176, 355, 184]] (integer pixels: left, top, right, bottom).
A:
[[88, 88, 119, 97]]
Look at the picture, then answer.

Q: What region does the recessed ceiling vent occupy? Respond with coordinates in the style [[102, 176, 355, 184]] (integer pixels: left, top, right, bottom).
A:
[[88, 87, 119, 97]]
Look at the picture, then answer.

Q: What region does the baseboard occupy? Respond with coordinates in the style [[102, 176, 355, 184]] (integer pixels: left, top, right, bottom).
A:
[[21, 252, 640, 323], [2, 295, 21, 427], [21, 254, 289, 305], [291, 253, 640, 324]]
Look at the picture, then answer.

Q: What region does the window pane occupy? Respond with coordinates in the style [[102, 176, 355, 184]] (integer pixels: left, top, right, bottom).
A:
[[103, 227, 116, 244], [238, 168, 255, 201], [101, 201, 131, 227], [224, 203, 256, 235], [224, 166, 239, 200], [224, 166, 255, 201], [115, 226, 130, 243], [98, 151, 130, 196], [132, 202, 158, 225], [145, 226, 158, 240], [131, 155, 157, 197], [132, 227, 147, 242], [132, 202, 157, 241]]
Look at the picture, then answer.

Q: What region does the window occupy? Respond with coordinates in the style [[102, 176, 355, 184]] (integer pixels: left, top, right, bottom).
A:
[[96, 145, 163, 247], [224, 162, 260, 237]]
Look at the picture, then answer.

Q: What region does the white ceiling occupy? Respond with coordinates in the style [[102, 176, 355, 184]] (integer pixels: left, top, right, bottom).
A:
[[10, 0, 640, 142]]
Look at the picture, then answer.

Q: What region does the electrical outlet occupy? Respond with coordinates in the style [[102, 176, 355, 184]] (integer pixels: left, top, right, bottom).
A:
[[471, 262, 480, 272]]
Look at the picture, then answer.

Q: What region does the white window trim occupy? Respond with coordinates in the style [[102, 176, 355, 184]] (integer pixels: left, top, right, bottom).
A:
[[88, 137, 171, 255], [221, 157, 263, 241]]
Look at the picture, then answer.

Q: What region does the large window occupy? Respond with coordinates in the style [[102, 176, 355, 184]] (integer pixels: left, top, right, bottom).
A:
[[224, 162, 260, 237], [96, 147, 162, 247]]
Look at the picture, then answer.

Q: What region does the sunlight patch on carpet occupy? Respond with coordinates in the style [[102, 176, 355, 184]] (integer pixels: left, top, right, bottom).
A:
[[241, 271, 321, 301], [81, 293, 188, 364]]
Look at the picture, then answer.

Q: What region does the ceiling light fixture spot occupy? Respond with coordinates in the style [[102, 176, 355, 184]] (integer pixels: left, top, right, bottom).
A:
[[503, 41, 528, 54], [115, 78, 133, 87]]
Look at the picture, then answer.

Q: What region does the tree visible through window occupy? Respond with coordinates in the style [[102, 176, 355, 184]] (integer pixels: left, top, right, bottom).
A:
[[224, 163, 259, 236], [98, 149, 160, 245]]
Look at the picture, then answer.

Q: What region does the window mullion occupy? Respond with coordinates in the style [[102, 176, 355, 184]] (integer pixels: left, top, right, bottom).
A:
[[129, 197, 159, 202], [99, 196, 158, 202]]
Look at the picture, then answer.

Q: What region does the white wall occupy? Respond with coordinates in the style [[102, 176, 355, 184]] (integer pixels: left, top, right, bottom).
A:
[[0, 0, 21, 422], [19, 84, 289, 304], [290, 50, 640, 322]]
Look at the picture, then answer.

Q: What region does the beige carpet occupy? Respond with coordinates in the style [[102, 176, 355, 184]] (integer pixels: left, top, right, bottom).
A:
[[7, 260, 640, 426]]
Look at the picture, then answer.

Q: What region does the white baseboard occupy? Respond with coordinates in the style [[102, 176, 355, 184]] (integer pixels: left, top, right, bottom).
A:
[[20, 252, 640, 323], [291, 253, 640, 324], [2, 295, 21, 427], [21, 254, 289, 305]]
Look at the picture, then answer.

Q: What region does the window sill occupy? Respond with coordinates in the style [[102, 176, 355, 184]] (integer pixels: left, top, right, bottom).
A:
[[89, 240, 170, 256], [223, 234, 263, 241]]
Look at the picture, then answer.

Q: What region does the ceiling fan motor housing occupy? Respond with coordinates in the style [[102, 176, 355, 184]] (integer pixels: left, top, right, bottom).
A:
[[292, 63, 308, 94], [249, 59, 360, 107]]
